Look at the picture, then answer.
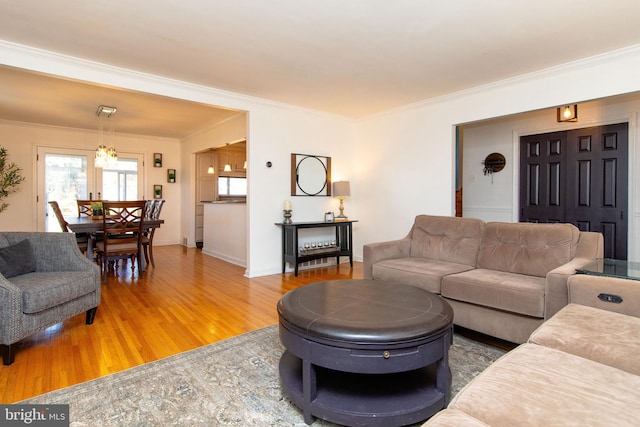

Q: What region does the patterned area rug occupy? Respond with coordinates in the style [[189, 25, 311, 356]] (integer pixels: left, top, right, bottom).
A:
[[22, 325, 506, 426]]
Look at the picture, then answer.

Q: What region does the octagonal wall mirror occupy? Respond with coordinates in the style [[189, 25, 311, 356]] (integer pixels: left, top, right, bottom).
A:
[[291, 153, 332, 196]]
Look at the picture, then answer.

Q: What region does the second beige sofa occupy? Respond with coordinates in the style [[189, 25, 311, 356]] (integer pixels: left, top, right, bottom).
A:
[[424, 299, 640, 426], [363, 215, 603, 343]]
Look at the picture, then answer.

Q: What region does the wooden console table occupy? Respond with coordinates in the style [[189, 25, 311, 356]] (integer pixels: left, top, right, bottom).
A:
[[275, 220, 357, 276]]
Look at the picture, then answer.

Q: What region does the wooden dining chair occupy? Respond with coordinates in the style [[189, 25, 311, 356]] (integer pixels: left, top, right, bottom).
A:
[[48, 201, 89, 253], [76, 200, 94, 217], [141, 199, 165, 268], [95, 200, 146, 282]]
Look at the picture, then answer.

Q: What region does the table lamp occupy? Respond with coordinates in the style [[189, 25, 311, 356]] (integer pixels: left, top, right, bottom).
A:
[[333, 181, 350, 220]]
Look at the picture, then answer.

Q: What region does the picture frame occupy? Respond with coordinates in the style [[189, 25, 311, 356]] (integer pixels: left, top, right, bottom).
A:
[[154, 184, 162, 199], [167, 169, 176, 183], [153, 153, 162, 168]]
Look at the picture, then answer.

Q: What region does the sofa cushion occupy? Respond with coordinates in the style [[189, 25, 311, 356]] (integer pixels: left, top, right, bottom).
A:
[[373, 258, 474, 293], [0, 239, 37, 278], [448, 343, 640, 426], [409, 215, 484, 267], [476, 222, 579, 277], [442, 269, 545, 318], [0, 234, 9, 248], [9, 271, 98, 314], [529, 303, 640, 375]]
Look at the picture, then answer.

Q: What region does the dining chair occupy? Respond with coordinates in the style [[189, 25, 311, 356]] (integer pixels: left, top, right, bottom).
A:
[[48, 201, 90, 253], [76, 200, 94, 217], [95, 200, 146, 282], [141, 199, 165, 268]]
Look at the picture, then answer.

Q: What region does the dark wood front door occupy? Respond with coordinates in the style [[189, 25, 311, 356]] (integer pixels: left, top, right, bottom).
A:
[[520, 123, 628, 259]]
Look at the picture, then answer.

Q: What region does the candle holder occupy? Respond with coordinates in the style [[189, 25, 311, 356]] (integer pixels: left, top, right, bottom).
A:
[[283, 209, 293, 224]]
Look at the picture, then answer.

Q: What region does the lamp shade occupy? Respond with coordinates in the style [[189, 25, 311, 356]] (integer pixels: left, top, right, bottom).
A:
[[333, 181, 350, 198]]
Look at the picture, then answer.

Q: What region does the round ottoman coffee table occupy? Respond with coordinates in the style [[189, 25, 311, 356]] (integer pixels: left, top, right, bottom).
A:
[[277, 279, 454, 426]]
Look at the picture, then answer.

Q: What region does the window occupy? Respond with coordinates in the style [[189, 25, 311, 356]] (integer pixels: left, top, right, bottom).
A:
[[37, 147, 144, 231], [218, 177, 247, 197], [102, 158, 138, 201]]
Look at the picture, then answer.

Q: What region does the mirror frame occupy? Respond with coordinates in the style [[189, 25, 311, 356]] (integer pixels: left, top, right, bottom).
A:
[[291, 153, 332, 196]]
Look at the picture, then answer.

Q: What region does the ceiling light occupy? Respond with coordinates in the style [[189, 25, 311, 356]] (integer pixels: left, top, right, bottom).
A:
[[224, 143, 232, 172], [95, 105, 118, 168]]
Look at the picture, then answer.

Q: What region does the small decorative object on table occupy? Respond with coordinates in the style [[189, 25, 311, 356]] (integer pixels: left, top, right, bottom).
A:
[[324, 212, 334, 222], [283, 200, 292, 224], [91, 201, 103, 218]]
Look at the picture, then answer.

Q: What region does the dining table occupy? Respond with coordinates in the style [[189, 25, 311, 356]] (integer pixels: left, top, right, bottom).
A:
[[65, 215, 164, 272]]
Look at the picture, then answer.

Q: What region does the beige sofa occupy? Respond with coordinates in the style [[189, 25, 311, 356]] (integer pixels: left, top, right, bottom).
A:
[[423, 274, 640, 426], [363, 215, 603, 343]]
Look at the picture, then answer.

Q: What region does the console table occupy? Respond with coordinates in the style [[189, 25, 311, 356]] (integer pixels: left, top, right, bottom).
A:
[[275, 220, 357, 276]]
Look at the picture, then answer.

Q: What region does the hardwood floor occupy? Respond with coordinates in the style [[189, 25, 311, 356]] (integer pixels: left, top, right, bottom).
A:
[[0, 245, 363, 403]]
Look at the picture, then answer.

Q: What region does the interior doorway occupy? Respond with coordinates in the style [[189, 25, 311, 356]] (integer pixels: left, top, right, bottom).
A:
[[519, 122, 628, 259]]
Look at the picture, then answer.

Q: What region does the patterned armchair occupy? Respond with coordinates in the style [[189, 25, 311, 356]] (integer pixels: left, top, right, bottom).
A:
[[0, 232, 101, 365]]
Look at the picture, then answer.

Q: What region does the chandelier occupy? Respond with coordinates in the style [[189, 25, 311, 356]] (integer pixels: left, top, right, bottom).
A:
[[95, 105, 118, 168]]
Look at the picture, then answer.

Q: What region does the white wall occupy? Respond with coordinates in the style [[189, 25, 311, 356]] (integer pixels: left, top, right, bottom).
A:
[[354, 46, 640, 262], [244, 103, 355, 276], [0, 120, 182, 247]]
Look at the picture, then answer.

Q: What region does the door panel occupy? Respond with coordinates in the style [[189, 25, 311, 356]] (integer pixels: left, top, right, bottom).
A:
[[519, 131, 566, 223], [565, 123, 628, 259]]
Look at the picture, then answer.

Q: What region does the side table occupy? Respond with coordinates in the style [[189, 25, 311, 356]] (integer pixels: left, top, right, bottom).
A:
[[278, 279, 453, 426]]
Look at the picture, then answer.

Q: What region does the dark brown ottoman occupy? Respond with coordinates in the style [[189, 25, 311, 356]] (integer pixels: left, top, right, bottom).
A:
[[277, 279, 454, 426]]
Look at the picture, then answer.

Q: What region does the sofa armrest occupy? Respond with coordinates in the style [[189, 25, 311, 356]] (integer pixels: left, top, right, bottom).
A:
[[544, 232, 604, 319], [363, 238, 411, 279], [0, 277, 23, 343], [568, 275, 640, 318]]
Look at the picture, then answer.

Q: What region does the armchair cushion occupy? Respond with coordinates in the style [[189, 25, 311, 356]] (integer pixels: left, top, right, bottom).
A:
[[10, 271, 99, 314], [0, 239, 36, 279]]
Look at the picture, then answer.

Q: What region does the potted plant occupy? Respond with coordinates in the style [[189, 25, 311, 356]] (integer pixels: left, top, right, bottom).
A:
[[91, 201, 103, 217], [0, 147, 25, 213]]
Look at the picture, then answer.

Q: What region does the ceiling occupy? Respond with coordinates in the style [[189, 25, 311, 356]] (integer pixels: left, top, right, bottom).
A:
[[1, 1, 640, 137]]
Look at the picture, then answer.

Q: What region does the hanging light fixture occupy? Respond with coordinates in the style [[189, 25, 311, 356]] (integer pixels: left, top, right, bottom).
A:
[[224, 143, 232, 172], [207, 150, 215, 174], [95, 105, 118, 168]]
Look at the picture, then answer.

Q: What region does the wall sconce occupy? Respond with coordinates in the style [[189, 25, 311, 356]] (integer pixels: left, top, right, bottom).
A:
[[333, 181, 350, 220], [557, 104, 578, 122]]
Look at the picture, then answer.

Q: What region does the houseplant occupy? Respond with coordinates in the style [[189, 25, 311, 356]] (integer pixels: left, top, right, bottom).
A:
[[91, 201, 103, 216], [0, 147, 25, 213]]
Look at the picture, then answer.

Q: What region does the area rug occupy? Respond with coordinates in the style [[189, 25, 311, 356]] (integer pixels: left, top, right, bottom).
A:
[[22, 325, 506, 426]]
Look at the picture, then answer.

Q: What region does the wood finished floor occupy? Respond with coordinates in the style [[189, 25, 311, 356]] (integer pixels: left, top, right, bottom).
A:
[[0, 245, 363, 403]]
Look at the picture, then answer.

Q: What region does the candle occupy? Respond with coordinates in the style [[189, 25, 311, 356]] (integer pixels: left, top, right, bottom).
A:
[[283, 200, 291, 210]]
